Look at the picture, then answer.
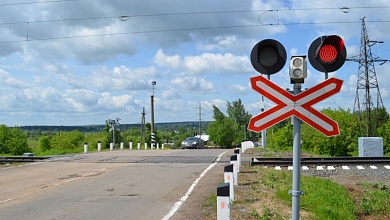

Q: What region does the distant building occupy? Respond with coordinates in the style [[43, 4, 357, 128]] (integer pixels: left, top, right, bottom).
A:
[[196, 134, 209, 142]]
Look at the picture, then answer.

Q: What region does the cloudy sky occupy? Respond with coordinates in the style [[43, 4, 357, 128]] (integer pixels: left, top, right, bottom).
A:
[[0, 0, 389, 126]]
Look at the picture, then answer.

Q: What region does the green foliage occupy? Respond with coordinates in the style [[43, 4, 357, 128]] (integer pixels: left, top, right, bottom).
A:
[[50, 130, 84, 151], [267, 108, 365, 156], [267, 122, 293, 150], [359, 183, 390, 215], [0, 125, 31, 155], [377, 118, 390, 155], [208, 117, 236, 148], [38, 136, 51, 151], [208, 100, 252, 147], [301, 108, 360, 156], [271, 170, 358, 219]]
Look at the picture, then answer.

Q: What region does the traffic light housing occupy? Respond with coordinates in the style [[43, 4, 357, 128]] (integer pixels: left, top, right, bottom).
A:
[[308, 35, 347, 73], [289, 56, 307, 83], [250, 39, 287, 75]]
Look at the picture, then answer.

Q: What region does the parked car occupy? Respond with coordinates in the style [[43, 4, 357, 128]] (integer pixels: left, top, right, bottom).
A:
[[181, 137, 204, 149]]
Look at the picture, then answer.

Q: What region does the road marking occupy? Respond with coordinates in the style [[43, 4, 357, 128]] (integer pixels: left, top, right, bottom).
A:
[[342, 166, 350, 170], [370, 165, 377, 170], [161, 150, 229, 220], [357, 166, 364, 170]]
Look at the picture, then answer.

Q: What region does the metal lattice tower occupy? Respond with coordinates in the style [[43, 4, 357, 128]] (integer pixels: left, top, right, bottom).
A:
[[348, 17, 388, 137]]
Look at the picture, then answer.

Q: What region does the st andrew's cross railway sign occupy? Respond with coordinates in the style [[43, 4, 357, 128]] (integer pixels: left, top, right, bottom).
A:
[[248, 76, 343, 137]]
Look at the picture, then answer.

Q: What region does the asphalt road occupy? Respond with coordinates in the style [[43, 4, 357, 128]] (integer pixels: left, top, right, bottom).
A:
[[0, 149, 231, 220]]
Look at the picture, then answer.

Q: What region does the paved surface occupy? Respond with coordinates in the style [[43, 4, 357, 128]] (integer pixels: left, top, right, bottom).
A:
[[0, 149, 231, 220]]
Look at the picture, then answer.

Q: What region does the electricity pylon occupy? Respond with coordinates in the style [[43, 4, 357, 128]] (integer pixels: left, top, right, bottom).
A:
[[348, 17, 389, 137]]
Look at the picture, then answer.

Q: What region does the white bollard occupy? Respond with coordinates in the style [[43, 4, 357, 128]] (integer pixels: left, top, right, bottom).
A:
[[144, 143, 147, 150], [230, 155, 238, 186], [129, 142, 132, 150], [84, 143, 88, 153], [137, 142, 140, 150], [97, 141, 101, 152], [217, 182, 230, 220], [120, 142, 124, 150], [157, 143, 159, 150], [224, 164, 234, 202], [234, 148, 241, 173], [110, 143, 114, 151], [162, 143, 164, 150]]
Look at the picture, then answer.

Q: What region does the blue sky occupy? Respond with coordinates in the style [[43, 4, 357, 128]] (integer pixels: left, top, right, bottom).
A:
[[0, 0, 389, 126]]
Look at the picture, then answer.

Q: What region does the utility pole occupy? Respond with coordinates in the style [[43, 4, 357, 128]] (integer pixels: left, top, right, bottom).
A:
[[198, 103, 202, 139], [348, 17, 388, 137], [151, 81, 156, 149], [140, 107, 146, 145]]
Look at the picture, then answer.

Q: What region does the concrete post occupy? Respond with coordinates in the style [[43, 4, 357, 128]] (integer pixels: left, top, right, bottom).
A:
[[234, 148, 241, 173], [137, 143, 140, 150], [129, 142, 133, 150], [224, 164, 234, 202], [97, 141, 101, 152], [120, 142, 124, 150], [144, 143, 147, 150], [217, 182, 230, 220], [84, 143, 88, 153], [157, 143, 159, 149], [230, 155, 238, 186], [110, 143, 114, 151]]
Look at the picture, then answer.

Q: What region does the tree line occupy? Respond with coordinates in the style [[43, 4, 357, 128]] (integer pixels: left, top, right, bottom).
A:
[[1, 99, 389, 156]]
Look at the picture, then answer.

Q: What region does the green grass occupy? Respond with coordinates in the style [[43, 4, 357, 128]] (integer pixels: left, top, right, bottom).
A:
[[247, 167, 358, 219]]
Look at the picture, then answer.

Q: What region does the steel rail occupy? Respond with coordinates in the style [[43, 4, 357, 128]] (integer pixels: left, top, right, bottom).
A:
[[251, 157, 390, 166], [0, 156, 50, 164]]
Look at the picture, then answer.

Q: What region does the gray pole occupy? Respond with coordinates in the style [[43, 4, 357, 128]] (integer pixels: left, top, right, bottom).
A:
[[151, 95, 155, 148], [291, 83, 303, 220], [151, 81, 156, 149]]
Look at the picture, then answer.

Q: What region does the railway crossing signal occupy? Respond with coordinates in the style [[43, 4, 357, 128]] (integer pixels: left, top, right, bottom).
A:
[[247, 75, 343, 137], [250, 39, 287, 75], [308, 35, 347, 73], [249, 35, 347, 220]]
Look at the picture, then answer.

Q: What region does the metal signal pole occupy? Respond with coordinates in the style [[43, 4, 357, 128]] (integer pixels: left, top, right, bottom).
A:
[[151, 81, 156, 149]]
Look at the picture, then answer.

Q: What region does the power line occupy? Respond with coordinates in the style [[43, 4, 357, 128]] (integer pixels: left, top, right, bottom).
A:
[[1, 19, 390, 44], [1, 5, 390, 26], [0, 0, 80, 7]]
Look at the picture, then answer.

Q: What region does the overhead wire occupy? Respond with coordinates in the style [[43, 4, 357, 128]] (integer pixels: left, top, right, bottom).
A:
[[0, 5, 389, 44], [0, 0, 80, 7]]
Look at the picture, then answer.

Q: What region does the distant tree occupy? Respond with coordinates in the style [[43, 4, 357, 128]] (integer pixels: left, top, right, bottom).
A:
[[301, 108, 359, 156], [377, 116, 390, 155], [0, 125, 10, 154], [38, 136, 51, 151], [208, 105, 237, 147], [7, 127, 31, 155], [226, 99, 252, 142], [208, 117, 236, 148]]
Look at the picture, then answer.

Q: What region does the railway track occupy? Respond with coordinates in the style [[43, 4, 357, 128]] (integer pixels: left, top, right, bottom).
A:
[[0, 156, 50, 164], [251, 156, 390, 166]]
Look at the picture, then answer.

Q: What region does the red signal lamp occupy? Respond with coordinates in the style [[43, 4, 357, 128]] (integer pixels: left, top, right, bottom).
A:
[[308, 35, 347, 73]]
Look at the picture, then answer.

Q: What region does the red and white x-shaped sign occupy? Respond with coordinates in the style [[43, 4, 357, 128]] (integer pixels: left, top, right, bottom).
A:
[[248, 76, 343, 137]]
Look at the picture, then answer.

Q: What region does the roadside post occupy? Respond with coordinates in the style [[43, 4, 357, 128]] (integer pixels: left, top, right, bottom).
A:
[[110, 143, 114, 151], [120, 142, 124, 150], [217, 182, 230, 220], [97, 141, 101, 152], [84, 143, 88, 153], [230, 155, 238, 186], [129, 141, 132, 150], [234, 148, 241, 173], [137, 142, 140, 150], [224, 164, 234, 202]]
